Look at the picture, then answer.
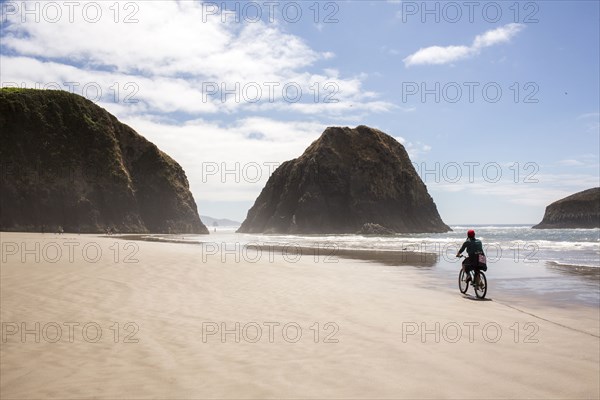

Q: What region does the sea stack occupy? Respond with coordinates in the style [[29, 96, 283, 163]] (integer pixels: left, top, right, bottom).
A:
[[0, 88, 209, 234], [238, 125, 450, 234], [532, 188, 600, 229]]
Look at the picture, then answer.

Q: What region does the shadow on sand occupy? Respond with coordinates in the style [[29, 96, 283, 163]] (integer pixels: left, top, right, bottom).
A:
[[461, 294, 493, 302]]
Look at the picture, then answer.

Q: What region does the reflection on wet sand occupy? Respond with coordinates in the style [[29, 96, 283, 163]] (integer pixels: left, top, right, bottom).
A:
[[546, 261, 600, 282], [246, 245, 439, 268]]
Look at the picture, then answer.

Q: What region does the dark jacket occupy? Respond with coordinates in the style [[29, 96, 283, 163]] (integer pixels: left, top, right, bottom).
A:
[[458, 238, 484, 257]]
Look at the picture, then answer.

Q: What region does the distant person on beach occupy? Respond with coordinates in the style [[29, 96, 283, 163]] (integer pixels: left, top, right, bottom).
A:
[[456, 229, 485, 284]]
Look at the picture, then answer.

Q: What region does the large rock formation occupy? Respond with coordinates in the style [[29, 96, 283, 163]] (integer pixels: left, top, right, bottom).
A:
[[0, 88, 208, 234], [238, 125, 450, 234], [532, 188, 600, 229]]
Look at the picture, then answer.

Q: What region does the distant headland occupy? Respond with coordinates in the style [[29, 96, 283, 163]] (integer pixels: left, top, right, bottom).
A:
[[533, 187, 600, 229]]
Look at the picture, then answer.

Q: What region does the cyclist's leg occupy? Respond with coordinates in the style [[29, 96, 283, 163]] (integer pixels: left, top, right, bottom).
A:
[[462, 257, 471, 269], [469, 256, 481, 284], [462, 258, 473, 281]]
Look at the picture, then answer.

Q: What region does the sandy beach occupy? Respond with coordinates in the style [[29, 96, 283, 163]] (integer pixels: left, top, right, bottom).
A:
[[1, 232, 598, 399]]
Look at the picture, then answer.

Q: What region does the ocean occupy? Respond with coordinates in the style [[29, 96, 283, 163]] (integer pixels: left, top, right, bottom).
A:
[[162, 225, 600, 269]]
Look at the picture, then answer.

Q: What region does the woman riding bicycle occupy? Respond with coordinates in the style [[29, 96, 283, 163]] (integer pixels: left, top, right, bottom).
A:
[[456, 229, 485, 285]]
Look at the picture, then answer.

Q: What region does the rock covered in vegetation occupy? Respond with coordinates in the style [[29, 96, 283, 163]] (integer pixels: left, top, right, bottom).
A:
[[0, 89, 208, 234], [238, 125, 450, 234]]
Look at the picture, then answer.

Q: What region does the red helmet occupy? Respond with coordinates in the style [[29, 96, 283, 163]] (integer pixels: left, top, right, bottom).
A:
[[467, 229, 475, 238]]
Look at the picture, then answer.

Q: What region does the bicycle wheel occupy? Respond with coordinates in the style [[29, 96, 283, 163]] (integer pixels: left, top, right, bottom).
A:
[[458, 269, 469, 294], [474, 271, 487, 299]]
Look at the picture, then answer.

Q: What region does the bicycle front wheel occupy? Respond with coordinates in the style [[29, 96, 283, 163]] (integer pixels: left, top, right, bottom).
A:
[[474, 271, 487, 299], [459, 269, 469, 294]]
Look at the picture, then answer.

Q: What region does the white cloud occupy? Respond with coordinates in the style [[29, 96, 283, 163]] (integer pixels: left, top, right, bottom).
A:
[[1, 1, 390, 117], [403, 45, 472, 67], [119, 116, 331, 202], [556, 155, 599, 169], [0, 56, 220, 115], [432, 171, 599, 207], [558, 159, 584, 167], [380, 45, 400, 56], [404, 23, 525, 67], [576, 112, 600, 133], [576, 112, 600, 120], [472, 23, 524, 49]]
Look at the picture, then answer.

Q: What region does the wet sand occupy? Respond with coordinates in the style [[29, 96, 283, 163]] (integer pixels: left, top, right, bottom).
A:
[[1, 233, 599, 399]]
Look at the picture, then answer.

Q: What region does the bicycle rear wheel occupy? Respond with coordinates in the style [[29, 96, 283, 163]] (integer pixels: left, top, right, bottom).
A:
[[474, 271, 487, 299], [458, 269, 469, 294]]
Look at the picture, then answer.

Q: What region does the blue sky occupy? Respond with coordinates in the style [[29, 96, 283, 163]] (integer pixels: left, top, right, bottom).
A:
[[1, 0, 598, 224]]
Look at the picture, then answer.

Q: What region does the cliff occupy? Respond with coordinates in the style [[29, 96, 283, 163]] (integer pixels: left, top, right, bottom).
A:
[[532, 188, 600, 229], [0, 88, 209, 234], [237, 125, 450, 234]]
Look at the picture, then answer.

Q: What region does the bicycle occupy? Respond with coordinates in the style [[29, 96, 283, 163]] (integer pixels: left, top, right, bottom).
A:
[[457, 255, 487, 299]]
